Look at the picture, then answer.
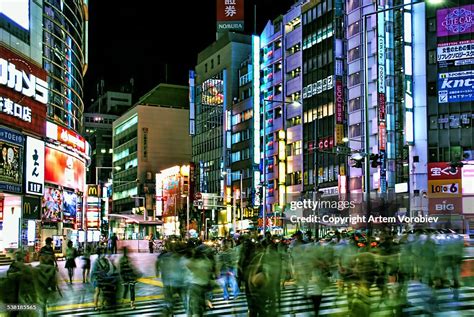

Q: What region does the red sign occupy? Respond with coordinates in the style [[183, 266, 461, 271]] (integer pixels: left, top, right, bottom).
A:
[[379, 122, 386, 151], [428, 162, 462, 180], [216, 0, 244, 21], [44, 147, 85, 192], [318, 136, 334, 150], [0, 45, 47, 136], [195, 192, 202, 200], [0, 197, 3, 221], [46, 122, 86, 154], [378, 93, 386, 121], [335, 80, 344, 124]]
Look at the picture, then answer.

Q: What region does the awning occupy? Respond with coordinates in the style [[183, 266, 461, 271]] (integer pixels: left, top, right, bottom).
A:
[[108, 213, 163, 225]]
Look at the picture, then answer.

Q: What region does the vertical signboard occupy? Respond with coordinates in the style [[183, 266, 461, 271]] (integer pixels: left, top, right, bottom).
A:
[[216, 0, 244, 32], [142, 127, 148, 161], [86, 185, 100, 229], [25, 136, 44, 195], [377, 7, 387, 193]]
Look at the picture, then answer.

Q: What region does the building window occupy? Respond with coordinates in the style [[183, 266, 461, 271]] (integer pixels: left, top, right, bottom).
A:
[[348, 46, 360, 62], [348, 72, 361, 87], [347, 0, 360, 12], [349, 97, 361, 112], [211, 59, 214, 69], [347, 22, 360, 37], [349, 124, 361, 137], [205, 63, 208, 72], [217, 55, 220, 65]]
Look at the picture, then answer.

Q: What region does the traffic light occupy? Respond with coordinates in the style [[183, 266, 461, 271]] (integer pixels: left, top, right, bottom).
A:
[[350, 157, 363, 168], [370, 154, 381, 168]]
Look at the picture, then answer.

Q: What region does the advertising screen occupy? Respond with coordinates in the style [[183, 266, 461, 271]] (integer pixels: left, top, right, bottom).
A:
[[437, 5, 474, 37], [42, 186, 63, 222], [201, 78, 224, 106], [0, 141, 21, 185], [45, 147, 85, 192], [63, 190, 77, 219], [438, 70, 474, 103]]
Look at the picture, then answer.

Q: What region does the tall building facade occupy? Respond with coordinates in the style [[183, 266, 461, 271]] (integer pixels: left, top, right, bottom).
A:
[[258, 2, 305, 231], [0, 0, 89, 254], [345, 0, 424, 214], [112, 84, 191, 216], [190, 32, 251, 235], [43, 0, 88, 134], [301, 0, 346, 202], [425, 1, 474, 230], [85, 90, 132, 184]]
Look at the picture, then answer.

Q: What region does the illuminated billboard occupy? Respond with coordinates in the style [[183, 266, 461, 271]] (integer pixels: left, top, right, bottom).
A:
[[0, 127, 23, 193], [216, 0, 244, 31], [437, 40, 474, 68], [438, 70, 474, 103], [437, 5, 474, 37], [46, 121, 87, 155], [25, 137, 44, 195], [42, 186, 63, 222], [0, 46, 48, 136], [201, 78, 224, 106], [44, 147, 85, 192]]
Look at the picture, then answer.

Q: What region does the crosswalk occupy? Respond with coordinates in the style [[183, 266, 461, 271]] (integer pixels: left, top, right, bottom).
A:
[[48, 282, 474, 316]]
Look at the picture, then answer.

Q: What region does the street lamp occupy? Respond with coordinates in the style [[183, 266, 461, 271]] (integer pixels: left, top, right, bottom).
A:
[[222, 170, 243, 234], [262, 99, 301, 235]]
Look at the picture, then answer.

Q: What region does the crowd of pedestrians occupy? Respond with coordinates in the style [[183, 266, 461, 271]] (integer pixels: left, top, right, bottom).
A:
[[0, 229, 467, 316]]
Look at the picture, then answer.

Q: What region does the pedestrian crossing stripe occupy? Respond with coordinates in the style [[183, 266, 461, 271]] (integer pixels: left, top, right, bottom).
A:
[[48, 283, 474, 316]]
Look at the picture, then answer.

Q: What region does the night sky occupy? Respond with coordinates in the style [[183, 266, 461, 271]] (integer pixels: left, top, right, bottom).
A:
[[84, 0, 295, 108]]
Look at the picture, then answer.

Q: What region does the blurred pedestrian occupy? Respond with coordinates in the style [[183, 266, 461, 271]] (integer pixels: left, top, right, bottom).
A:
[[184, 246, 214, 316], [148, 233, 154, 253], [82, 245, 92, 283], [91, 250, 115, 310], [65, 240, 77, 284], [39, 237, 58, 268], [217, 240, 239, 300], [119, 247, 140, 309], [111, 233, 118, 254]]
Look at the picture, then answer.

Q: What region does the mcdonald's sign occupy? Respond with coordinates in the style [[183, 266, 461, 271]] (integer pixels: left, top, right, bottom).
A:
[[23, 196, 40, 220], [87, 185, 100, 197]]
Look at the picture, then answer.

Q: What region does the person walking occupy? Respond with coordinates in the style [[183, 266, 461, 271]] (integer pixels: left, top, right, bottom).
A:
[[148, 233, 155, 254], [65, 240, 77, 284], [110, 233, 118, 254], [82, 245, 92, 283], [119, 247, 140, 309]]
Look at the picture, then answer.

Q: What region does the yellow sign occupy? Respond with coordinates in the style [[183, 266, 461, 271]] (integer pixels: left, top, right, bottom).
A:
[[87, 185, 99, 197], [428, 179, 462, 198], [335, 124, 344, 145]]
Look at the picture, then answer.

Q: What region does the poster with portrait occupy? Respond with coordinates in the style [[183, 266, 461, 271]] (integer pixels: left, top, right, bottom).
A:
[[0, 141, 22, 184], [42, 186, 63, 222]]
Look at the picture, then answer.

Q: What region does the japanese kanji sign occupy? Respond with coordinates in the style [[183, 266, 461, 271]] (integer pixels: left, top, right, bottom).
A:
[[216, 0, 244, 32], [0, 45, 48, 136], [25, 136, 44, 195], [428, 162, 463, 198]]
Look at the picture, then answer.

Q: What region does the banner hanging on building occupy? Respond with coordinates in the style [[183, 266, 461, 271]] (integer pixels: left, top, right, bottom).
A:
[[0, 127, 23, 193], [216, 0, 244, 32]]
